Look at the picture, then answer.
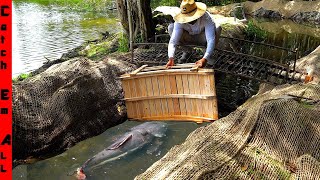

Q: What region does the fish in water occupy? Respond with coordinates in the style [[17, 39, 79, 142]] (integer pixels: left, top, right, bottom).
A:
[[76, 122, 167, 179]]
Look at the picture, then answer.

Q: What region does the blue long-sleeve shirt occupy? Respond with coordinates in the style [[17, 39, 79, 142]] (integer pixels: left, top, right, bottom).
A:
[[168, 11, 216, 60]]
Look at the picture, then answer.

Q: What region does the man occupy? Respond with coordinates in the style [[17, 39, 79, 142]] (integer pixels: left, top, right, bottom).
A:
[[166, 0, 222, 68]]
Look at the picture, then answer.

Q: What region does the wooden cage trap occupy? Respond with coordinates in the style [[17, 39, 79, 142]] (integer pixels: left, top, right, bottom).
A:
[[120, 64, 218, 123]]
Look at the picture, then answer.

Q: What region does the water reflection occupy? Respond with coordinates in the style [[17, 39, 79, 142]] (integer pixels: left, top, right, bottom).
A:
[[12, 1, 119, 77], [250, 18, 320, 58]]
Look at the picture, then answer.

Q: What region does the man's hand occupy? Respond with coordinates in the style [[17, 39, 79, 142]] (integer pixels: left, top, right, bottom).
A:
[[166, 57, 175, 68], [195, 58, 207, 68]]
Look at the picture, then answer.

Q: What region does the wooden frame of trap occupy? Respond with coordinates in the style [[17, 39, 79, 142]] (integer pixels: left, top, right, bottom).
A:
[[120, 64, 218, 123]]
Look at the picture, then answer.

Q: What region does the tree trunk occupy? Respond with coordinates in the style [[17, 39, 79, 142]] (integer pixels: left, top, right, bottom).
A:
[[116, 0, 154, 42]]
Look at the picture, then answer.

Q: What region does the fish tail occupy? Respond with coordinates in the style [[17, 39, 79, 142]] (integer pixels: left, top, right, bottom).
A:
[[76, 167, 87, 180], [76, 156, 95, 179]]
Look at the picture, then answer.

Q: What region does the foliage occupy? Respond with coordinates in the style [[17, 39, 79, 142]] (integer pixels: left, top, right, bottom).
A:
[[118, 33, 129, 52], [82, 42, 112, 58], [151, 0, 262, 8], [75, 33, 123, 60], [13, 73, 32, 83], [244, 20, 267, 41], [151, 0, 179, 8], [299, 101, 315, 109], [15, 0, 114, 12]]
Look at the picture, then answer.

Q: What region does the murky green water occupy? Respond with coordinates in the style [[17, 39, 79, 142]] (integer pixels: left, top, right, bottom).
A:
[[12, 1, 119, 77], [13, 121, 206, 180], [248, 18, 320, 62]]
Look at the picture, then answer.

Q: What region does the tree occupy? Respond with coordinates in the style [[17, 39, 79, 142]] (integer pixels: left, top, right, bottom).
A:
[[116, 0, 155, 42]]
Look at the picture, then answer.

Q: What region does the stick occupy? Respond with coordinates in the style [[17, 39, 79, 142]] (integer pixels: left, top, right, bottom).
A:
[[130, 65, 148, 76]]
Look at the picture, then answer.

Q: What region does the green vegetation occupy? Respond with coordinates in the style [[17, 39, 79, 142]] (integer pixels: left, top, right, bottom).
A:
[[15, 0, 114, 12], [82, 42, 111, 58], [244, 20, 267, 41], [118, 33, 129, 52], [78, 33, 123, 59], [246, 147, 291, 179], [299, 101, 315, 109], [151, 0, 261, 8], [13, 73, 32, 83], [245, 163, 268, 180], [151, 0, 179, 8]]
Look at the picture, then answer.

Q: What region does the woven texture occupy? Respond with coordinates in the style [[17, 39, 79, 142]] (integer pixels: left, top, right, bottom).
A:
[[13, 58, 135, 161], [136, 83, 320, 179]]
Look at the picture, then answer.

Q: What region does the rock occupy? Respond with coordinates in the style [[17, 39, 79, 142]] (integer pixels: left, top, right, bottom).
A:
[[153, 6, 180, 18], [242, 0, 320, 25], [253, 7, 282, 19], [207, 3, 240, 17], [13, 57, 136, 162], [291, 11, 320, 25], [152, 8, 176, 36], [29, 33, 121, 77]]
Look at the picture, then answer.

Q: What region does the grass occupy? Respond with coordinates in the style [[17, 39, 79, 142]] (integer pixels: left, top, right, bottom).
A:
[[244, 20, 267, 41], [151, 0, 179, 8], [14, 0, 114, 12], [299, 101, 315, 109], [118, 33, 129, 52], [13, 73, 32, 83], [249, 147, 292, 179]]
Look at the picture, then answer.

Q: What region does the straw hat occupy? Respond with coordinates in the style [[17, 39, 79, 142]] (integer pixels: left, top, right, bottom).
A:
[[173, 0, 207, 23]]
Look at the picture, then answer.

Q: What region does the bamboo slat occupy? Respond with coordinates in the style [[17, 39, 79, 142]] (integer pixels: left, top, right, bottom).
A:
[[169, 75, 180, 115], [120, 65, 218, 123], [151, 76, 162, 117], [131, 115, 213, 123], [134, 78, 143, 118], [122, 80, 134, 118], [120, 68, 214, 79], [158, 76, 169, 116], [139, 78, 150, 117], [145, 77, 155, 117], [176, 75, 186, 116], [124, 94, 215, 101], [128, 79, 138, 118], [130, 65, 148, 76], [194, 74, 203, 117], [182, 74, 192, 117], [188, 74, 197, 116], [164, 75, 174, 117]]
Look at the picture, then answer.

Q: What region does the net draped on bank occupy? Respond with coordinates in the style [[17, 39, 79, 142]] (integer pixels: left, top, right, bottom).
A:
[[136, 83, 320, 179]]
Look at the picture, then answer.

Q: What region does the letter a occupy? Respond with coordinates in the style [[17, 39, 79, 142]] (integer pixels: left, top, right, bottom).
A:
[[1, 134, 11, 145]]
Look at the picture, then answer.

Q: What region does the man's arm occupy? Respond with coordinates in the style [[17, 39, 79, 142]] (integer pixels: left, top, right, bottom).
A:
[[203, 14, 216, 60], [168, 23, 183, 59]]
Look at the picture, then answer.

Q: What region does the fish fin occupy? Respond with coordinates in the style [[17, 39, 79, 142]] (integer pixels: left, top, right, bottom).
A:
[[107, 134, 132, 150]]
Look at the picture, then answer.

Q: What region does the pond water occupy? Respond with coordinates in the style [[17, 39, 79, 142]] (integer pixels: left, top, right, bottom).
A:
[[12, 2, 320, 180], [13, 121, 206, 180], [12, 1, 119, 77], [248, 18, 320, 61]]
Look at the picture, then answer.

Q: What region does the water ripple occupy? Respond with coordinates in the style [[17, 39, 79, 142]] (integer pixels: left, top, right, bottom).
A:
[[13, 1, 119, 77]]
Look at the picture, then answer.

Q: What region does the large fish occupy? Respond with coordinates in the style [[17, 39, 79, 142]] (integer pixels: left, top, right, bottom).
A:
[[76, 122, 168, 179]]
